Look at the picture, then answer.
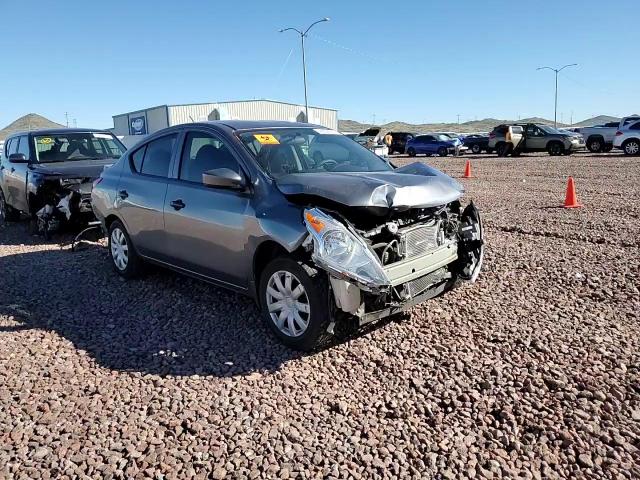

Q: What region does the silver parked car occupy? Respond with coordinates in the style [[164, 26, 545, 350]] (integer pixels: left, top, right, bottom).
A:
[[92, 121, 484, 350]]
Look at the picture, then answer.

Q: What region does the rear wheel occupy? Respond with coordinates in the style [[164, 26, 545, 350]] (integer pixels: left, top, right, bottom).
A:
[[547, 141, 564, 156], [471, 144, 481, 154], [496, 143, 510, 157], [0, 189, 20, 224], [259, 257, 331, 351], [622, 139, 640, 156], [587, 137, 604, 153], [108, 220, 143, 278], [437, 147, 448, 157], [407, 147, 416, 157]]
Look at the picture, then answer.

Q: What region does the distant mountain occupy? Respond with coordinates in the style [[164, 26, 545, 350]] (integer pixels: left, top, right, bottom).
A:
[[338, 115, 625, 134], [572, 115, 620, 127], [0, 114, 64, 141]]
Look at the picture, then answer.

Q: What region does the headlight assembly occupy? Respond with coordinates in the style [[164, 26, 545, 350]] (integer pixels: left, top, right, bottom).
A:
[[303, 208, 390, 290]]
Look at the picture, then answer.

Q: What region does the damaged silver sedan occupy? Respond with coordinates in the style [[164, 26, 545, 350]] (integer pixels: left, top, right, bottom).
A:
[[92, 121, 483, 350]]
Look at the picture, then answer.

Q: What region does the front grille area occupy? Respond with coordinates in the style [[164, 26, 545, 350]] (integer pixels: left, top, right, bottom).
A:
[[406, 267, 449, 297], [400, 223, 440, 259]]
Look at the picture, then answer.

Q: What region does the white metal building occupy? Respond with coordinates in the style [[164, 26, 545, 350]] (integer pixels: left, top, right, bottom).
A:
[[112, 100, 338, 141]]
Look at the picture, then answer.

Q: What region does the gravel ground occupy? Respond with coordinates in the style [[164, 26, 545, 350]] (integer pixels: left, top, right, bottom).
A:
[[1, 152, 638, 479]]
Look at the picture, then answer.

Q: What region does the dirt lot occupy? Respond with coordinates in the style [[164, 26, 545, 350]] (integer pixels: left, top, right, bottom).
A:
[[1, 152, 638, 479]]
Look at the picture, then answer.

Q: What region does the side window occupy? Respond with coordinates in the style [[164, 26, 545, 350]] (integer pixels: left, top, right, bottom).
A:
[[139, 134, 177, 177], [5, 139, 15, 158], [130, 145, 146, 172], [630, 122, 640, 131], [17, 136, 30, 157], [179, 132, 239, 184]]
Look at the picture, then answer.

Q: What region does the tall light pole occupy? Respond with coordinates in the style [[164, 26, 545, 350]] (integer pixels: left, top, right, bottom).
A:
[[279, 18, 330, 122], [536, 63, 577, 127]]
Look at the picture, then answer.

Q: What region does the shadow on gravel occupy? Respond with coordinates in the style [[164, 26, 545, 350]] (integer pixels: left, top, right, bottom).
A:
[[0, 233, 309, 378]]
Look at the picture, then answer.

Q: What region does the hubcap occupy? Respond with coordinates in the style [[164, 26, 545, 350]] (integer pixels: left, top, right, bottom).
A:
[[472, 145, 480, 153], [591, 141, 601, 150], [626, 142, 639, 155], [110, 228, 129, 271], [266, 270, 310, 337]]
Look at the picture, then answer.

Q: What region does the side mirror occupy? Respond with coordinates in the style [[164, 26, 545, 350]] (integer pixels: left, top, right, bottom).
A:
[[9, 153, 29, 163], [202, 168, 246, 189]]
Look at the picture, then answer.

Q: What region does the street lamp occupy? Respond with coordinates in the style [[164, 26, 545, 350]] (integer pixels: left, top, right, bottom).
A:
[[279, 17, 330, 122], [536, 63, 578, 127]]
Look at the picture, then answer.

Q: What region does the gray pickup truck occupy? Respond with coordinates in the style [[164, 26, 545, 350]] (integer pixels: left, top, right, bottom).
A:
[[576, 115, 640, 153]]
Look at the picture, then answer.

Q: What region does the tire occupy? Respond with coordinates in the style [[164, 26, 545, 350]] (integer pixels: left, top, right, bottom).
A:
[[587, 137, 604, 153], [0, 189, 20, 224], [407, 147, 416, 157], [259, 256, 331, 351], [622, 139, 640, 156], [547, 141, 564, 156], [471, 144, 481, 154], [437, 147, 448, 157], [496, 143, 510, 157], [108, 220, 143, 278]]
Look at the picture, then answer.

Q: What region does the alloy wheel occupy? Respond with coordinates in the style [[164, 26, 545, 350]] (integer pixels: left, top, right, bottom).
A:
[[110, 227, 129, 271], [265, 270, 311, 337], [625, 141, 639, 155]]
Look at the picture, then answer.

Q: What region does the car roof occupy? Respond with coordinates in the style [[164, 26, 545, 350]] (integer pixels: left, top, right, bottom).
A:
[[7, 127, 113, 139], [198, 120, 324, 131]]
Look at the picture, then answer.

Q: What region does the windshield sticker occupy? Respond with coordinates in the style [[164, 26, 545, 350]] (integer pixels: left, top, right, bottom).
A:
[[38, 137, 53, 144], [315, 129, 341, 135], [254, 134, 280, 145], [92, 133, 113, 139]]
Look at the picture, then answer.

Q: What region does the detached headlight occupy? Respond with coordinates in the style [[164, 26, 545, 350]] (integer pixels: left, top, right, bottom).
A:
[[304, 208, 390, 289]]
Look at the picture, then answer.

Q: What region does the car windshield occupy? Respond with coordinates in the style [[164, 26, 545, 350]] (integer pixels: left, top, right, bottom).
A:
[[238, 128, 393, 178], [34, 132, 126, 163]]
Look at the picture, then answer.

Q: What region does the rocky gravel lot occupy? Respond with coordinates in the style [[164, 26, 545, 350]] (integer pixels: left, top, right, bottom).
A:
[[1, 152, 639, 479]]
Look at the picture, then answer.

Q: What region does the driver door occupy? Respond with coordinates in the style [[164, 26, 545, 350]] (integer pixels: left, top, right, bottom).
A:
[[525, 125, 546, 151], [163, 130, 253, 289]]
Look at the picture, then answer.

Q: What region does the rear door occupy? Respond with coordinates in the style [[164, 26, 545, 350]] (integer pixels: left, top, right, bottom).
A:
[[116, 132, 179, 259], [163, 129, 253, 288]]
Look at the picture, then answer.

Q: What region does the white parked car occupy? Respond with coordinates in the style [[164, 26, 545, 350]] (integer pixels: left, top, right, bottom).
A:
[[613, 120, 640, 155]]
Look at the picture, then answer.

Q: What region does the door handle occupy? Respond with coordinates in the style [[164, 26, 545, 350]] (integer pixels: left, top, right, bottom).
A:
[[118, 190, 129, 200], [170, 199, 185, 210]]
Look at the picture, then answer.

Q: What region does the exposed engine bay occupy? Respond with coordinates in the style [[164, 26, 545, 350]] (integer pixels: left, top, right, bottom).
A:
[[33, 177, 94, 237], [302, 200, 483, 326]]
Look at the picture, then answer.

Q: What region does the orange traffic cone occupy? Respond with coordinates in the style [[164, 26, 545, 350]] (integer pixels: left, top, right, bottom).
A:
[[563, 177, 582, 208], [463, 160, 472, 178]]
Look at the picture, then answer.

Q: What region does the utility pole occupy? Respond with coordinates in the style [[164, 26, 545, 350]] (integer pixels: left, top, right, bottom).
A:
[[65, 112, 69, 128], [73, 118, 77, 128], [279, 18, 330, 122], [372, 113, 376, 125], [457, 114, 460, 125], [536, 63, 578, 128]]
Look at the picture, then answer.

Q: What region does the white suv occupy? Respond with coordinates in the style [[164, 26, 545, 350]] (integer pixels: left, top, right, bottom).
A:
[[613, 120, 640, 155]]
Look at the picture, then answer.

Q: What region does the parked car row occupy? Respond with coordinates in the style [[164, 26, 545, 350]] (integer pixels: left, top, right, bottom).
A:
[[1, 121, 484, 351]]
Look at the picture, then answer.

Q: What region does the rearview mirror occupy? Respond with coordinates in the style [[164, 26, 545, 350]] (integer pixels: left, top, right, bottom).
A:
[[9, 153, 30, 163], [202, 168, 246, 189]]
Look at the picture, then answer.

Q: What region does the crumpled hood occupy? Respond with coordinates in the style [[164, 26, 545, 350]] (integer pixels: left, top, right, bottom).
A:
[[276, 162, 464, 210], [30, 159, 114, 179]]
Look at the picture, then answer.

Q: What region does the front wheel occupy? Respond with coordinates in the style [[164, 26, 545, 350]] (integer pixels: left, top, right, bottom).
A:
[[259, 257, 331, 351], [547, 142, 564, 156], [471, 144, 481, 154], [0, 189, 20, 224], [407, 147, 416, 157], [437, 147, 448, 157], [623, 139, 640, 156], [108, 220, 143, 278]]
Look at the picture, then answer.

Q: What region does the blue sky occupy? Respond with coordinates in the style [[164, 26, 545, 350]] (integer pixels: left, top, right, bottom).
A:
[[1, 0, 637, 128]]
